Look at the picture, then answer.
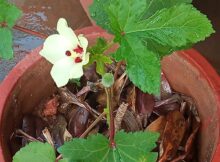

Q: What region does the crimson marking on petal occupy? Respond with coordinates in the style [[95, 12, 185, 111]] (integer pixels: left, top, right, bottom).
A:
[[65, 50, 71, 56], [75, 57, 82, 63], [74, 45, 84, 54]]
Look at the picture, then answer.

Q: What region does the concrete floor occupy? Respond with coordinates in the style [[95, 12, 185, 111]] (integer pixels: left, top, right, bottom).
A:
[[0, 0, 219, 82], [0, 0, 92, 81]]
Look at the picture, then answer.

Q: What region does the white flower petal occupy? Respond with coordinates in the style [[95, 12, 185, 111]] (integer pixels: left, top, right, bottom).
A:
[[57, 18, 79, 46], [82, 52, 90, 65], [50, 57, 73, 87], [78, 34, 88, 50], [40, 34, 73, 64], [69, 63, 84, 79]]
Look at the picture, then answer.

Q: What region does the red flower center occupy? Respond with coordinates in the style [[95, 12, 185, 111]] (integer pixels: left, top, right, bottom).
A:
[[65, 46, 83, 63], [74, 45, 83, 54], [75, 57, 82, 63], [65, 50, 71, 56]]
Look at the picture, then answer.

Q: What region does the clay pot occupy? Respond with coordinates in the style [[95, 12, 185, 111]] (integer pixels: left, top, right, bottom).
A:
[[0, 26, 219, 162]]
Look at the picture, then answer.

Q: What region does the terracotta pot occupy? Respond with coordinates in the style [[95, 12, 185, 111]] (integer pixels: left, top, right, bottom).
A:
[[0, 26, 219, 162]]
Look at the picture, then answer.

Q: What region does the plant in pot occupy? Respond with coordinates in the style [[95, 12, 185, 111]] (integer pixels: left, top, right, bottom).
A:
[[0, 0, 217, 162]]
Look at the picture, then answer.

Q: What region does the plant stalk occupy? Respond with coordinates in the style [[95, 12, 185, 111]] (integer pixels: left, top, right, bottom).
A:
[[80, 112, 106, 138], [13, 25, 47, 39], [105, 87, 116, 148]]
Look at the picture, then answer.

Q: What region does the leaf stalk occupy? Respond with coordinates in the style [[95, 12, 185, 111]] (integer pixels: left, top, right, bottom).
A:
[[105, 87, 116, 148]]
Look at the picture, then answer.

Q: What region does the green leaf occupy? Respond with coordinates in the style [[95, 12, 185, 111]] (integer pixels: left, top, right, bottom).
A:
[[90, 54, 112, 76], [102, 73, 114, 88], [113, 36, 161, 94], [69, 78, 81, 87], [134, 4, 215, 54], [58, 134, 110, 162], [13, 142, 56, 162], [115, 131, 159, 162], [0, 0, 22, 59], [58, 131, 159, 162], [0, 0, 22, 27], [142, 0, 192, 19], [0, 28, 13, 59], [90, 0, 214, 94], [59, 159, 72, 162], [88, 38, 113, 76], [88, 37, 109, 55], [89, 0, 111, 33]]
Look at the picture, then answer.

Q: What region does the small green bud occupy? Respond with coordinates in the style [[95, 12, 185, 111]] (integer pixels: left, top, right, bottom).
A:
[[101, 73, 114, 88]]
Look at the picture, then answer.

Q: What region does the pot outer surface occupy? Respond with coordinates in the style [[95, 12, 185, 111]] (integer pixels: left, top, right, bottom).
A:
[[0, 26, 220, 162]]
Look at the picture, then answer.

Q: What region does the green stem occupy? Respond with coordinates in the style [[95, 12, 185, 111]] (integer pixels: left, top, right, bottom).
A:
[[100, 40, 115, 52], [106, 40, 115, 50], [105, 88, 116, 148]]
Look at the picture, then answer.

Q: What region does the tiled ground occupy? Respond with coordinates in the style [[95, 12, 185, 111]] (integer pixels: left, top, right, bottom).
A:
[[0, 0, 92, 81], [0, 0, 219, 82]]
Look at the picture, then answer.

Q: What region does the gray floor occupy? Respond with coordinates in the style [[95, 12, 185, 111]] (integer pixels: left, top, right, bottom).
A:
[[0, 0, 92, 82], [0, 0, 219, 82]]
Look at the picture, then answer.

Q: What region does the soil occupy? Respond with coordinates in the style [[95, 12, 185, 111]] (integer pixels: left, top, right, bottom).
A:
[[10, 65, 200, 162]]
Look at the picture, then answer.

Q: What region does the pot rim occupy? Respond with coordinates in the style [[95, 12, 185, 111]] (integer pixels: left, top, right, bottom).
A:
[[0, 26, 219, 162], [177, 49, 220, 161], [0, 26, 109, 162]]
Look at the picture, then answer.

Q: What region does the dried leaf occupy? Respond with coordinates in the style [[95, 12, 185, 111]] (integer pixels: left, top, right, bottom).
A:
[[154, 102, 180, 116], [172, 104, 200, 162], [96, 89, 117, 110], [136, 88, 155, 116], [155, 94, 180, 108], [68, 107, 90, 137], [65, 106, 78, 121], [22, 115, 36, 146], [121, 110, 141, 132], [76, 83, 97, 97], [146, 116, 166, 139], [58, 103, 71, 114], [42, 128, 54, 148], [113, 72, 127, 102], [59, 88, 84, 106], [35, 117, 47, 141], [159, 111, 186, 162], [50, 115, 67, 148], [179, 102, 187, 114], [160, 73, 172, 100], [43, 97, 59, 116], [59, 87, 100, 118], [96, 89, 107, 107], [114, 103, 129, 132], [84, 64, 100, 82], [63, 129, 72, 142], [87, 125, 100, 136], [128, 86, 136, 112], [170, 123, 199, 162]]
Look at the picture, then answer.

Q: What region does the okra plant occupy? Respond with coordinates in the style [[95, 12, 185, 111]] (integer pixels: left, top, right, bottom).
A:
[[0, 0, 21, 59], [12, 0, 214, 162]]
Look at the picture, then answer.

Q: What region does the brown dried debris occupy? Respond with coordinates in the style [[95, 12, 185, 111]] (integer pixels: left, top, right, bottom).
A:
[[42, 97, 59, 117], [114, 103, 129, 132]]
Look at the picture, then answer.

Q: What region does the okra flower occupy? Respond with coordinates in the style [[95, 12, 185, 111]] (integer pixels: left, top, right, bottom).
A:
[[40, 18, 89, 87]]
